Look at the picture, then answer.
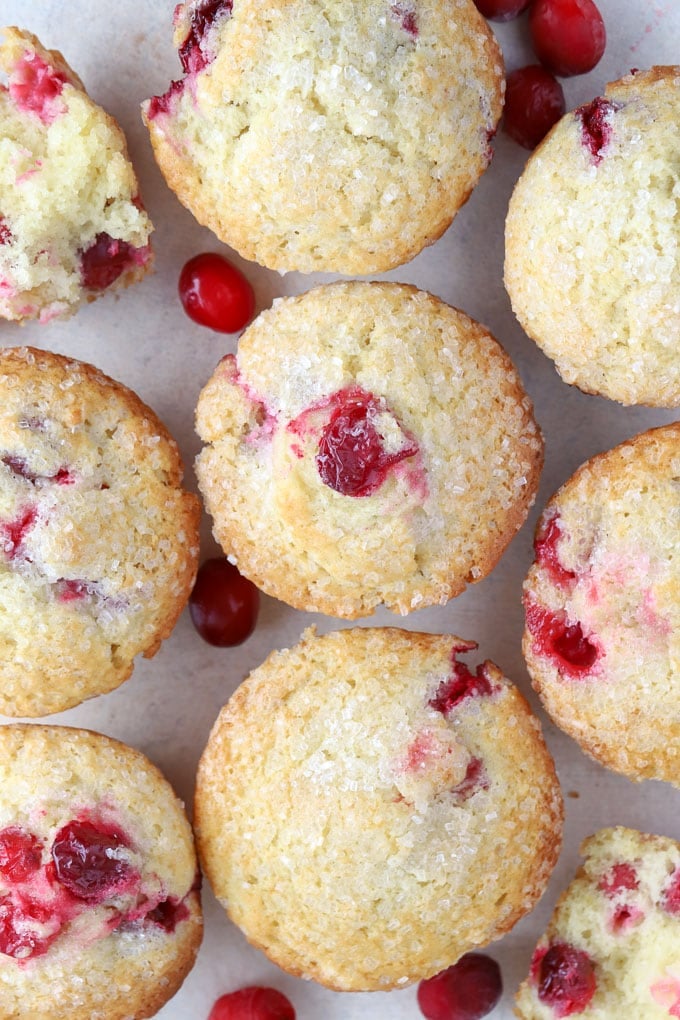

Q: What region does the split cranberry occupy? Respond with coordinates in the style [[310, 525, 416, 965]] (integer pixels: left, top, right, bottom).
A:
[[661, 868, 680, 916], [417, 953, 502, 1020], [473, 0, 531, 21], [80, 233, 141, 290], [315, 388, 418, 497], [145, 897, 189, 932], [598, 862, 638, 897], [0, 827, 43, 883], [535, 943, 596, 1016], [179, 253, 255, 333], [451, 757, 489, 804], [208, 987, 296, 1020], [189, 558, 260, 647], [534, 514, 576, 588], [529, 0, 606, 78], [0, 895, 58, 960], [503, 66, 566, 150], [576, 97, 618, 164], [178, 0, 233, 75], [429, 658, 494, 715], [147, 78, 185, 119], [525, 599, 599, 677], [51, 820, 134, 903]]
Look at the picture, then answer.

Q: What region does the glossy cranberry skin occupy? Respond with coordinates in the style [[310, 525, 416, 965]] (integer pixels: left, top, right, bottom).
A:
[[51, 820, 133, 903], [529, 0, 606, 77], [189, 558, 260, 647], [536, 943, 596, 1016], [473, 0, 531, 21], [417, 954, 502, 1020], [504, 66, 566, 149], [0, 827, 43, 882], [80, 232, 138, 290], [179, 253, 255, 333], [208, 987, 296, 1020]]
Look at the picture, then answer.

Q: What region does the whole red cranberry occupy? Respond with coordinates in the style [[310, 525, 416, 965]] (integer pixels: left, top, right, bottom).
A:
[[208, 986, 295, 1020], [504, 66, 566, 149], [536, 943, 597, 1016], [179, 252, 255, 333], [189, 558, 260, 647], [473, 0, 531, 20], [529, 0, 606, 78], [417, 953, 503, 1020]]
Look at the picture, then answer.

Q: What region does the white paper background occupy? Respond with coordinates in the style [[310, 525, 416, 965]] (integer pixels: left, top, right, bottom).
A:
[[0, 1, 678, 1017]]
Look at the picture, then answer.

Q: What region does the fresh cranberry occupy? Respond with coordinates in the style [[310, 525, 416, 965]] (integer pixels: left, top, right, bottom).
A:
[[0, 827, 43, 883], [525, 599, 599, 677], [429, 659, 494, 715], [51, 820, 134, 903], [503, 66, 566, 149], [208, 987, 296, 1020], [529, 0, 606, 78], [417, 953, 502, 1020], [189, 558, 260, 647], [534, 513, 576, 588], [598, 862, 638, 896], [661, 868, 680, 915], [80, 233, 144, 290], [451, 757, 489, 804], [576, 97, 618, 164], [0, 894, 58, 960], [536, 943, 596, 1016], [473, 0, 531, 21], [178, 0, 233, 74], [315, 387, 418, 497], [179, 253, 255, 333]]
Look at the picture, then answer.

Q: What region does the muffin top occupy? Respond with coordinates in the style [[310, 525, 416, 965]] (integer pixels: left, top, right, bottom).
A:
[[0, 724, 202, 1020], [523, 422, 680, 785], [505, 67, 680, 407], [516, 827, 680, 1019], [0, 346, 200, 716], [195, 626, 563, 991], [143, 0, 503, 273], [0, 27, 153, 323], [196, 281, 542, 618]]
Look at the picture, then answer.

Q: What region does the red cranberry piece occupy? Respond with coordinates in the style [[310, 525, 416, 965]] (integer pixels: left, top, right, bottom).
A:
[[316, 388, 418, 497], [525, 599, 599, 677], [503, 66, 566, 149], [3, 455, 74, 486], [661, 868, 680, 915], [417, 953, 502, 1020], [0, 827, 43, 883], [391, 4, 418, 35], [9, 53, 69, 124], [51, 820, 134, 903], [147, 78, 185, 119], [451, 757, 489, 804], [534, 513, 576, 588], [0, 894, 58, 960], [178, 0, 233, 74], [208, 987, 296, 1020], [473, 0, 531, 21], [576, 97, 618, 165], [598, 862, 638, 896], [529, 0, 606, 78], [179, 253, 255, 333], [145, 896, 189, 932], [80, 233, 142, 290], [0, 218, 12, 245], [189, 558, 260, 647], [536, 943, 596, 1016], [430, 658, 494, 715], [1, 506, 37, 560]]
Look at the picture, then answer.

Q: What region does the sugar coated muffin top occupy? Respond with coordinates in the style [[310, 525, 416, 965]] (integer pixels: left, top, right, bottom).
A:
[[0, 27, 153, 323], [515, 827, 680, 1019], [143, 0, 504, 274], [195, 281, 543, 618], [505, 67, 680, 407], [0, 346, 200, 716], [0, 724, 202, 1020], [522, 422, 680, 786], [195, 626, 563, 991]]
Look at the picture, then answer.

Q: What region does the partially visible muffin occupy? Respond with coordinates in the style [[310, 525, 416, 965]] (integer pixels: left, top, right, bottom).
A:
[[0, 724, 202, 1020], [196, 281, 543, 618], [522, 423, 680, 786], [143, 0, 503, 274], [515, 827, 680, 1019], [0, 27, 153, 323], [195, 626, 563, 991], [0, 346, 200, 716], [505, 67, 680, 407]]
